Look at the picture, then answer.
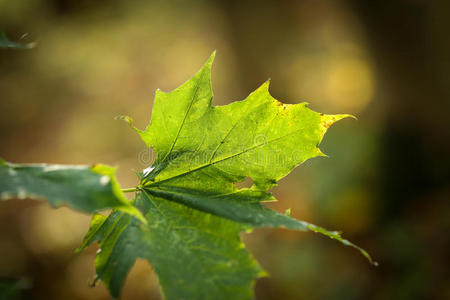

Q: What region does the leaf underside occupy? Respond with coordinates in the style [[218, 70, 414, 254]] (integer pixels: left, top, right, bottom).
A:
[[79, 52, 374, 299]]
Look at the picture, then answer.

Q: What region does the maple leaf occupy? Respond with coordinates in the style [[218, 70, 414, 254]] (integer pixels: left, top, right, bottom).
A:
[[0, 159, 142, 219], [79, 52, 374, 299]]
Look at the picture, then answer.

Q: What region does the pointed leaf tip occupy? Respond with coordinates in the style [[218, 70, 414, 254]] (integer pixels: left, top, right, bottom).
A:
[[262, 79, 271, 90], [319, 114, 354, 135], [205, 50, 216, 66], [315, 148, 329, 158]]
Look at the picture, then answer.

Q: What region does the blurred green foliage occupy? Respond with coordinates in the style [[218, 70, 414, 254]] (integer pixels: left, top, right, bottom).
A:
[[0, 31, 34, 49]]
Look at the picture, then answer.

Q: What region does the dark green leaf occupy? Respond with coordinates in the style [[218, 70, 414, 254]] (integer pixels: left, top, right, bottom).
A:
[[79, 191, 264, 299], [0, 159, 142, 219]]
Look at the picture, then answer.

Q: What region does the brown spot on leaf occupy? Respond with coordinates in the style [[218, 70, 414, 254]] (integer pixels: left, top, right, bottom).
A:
[[323, 116, 336, 130]]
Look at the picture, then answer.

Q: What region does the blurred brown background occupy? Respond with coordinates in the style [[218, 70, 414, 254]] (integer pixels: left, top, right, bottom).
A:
[[0, 0, 449, 299]]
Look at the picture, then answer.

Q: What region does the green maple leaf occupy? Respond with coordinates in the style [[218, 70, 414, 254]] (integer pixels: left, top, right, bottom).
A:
[[79, 52, 374, 299], [0, 159, 142, 219]]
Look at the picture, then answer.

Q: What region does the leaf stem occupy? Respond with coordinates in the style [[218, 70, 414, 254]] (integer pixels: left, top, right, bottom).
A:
[[121, 187, 137, 193]]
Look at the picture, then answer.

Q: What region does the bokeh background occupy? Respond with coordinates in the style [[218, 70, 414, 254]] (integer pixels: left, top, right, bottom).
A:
[[1, 0, 449, 299]]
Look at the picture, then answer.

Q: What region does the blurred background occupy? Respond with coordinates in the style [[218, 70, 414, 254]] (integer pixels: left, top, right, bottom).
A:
[[0, 0, 449, 299]]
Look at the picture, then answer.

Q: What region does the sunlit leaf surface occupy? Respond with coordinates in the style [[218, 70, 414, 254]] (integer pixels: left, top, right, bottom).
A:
[[80, 53, 373, 299]]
